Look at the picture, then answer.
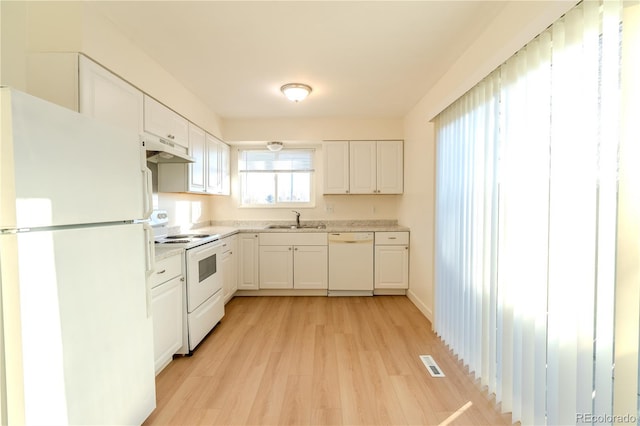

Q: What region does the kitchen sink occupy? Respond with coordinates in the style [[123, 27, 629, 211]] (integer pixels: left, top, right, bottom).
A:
[[264, 224, 326, 230]]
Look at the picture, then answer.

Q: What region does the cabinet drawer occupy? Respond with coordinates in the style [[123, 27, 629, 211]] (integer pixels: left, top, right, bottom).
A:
[[375, 232, 409, 245], [151, 254, 182, 288], [259, 232, 327, 246]]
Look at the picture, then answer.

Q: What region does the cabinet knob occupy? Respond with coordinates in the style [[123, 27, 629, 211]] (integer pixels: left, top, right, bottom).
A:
[[289, 247, 292, 251], [346, 190, 349, 194]]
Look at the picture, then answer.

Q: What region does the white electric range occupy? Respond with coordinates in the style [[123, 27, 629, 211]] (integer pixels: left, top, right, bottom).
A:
[[150, 210, 224, 355]]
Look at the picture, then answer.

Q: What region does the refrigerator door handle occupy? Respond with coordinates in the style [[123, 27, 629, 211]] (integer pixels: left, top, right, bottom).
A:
[[143, 223, 155, 318], [142, 166, 153, 219]]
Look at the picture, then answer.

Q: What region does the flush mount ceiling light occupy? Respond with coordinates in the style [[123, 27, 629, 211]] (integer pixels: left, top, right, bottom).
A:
[[280, 83, 312, 102], [267, 141, 283, 151]]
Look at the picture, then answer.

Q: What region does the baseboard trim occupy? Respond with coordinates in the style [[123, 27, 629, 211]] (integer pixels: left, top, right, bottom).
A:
[[407, 290, 433, 324]]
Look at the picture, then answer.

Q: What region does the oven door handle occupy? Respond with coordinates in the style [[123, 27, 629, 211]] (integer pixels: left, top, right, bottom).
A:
[[187, 241, 223, 261]]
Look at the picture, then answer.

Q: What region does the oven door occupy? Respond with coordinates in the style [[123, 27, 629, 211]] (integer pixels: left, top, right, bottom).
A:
[[185, 241, 223, 312]]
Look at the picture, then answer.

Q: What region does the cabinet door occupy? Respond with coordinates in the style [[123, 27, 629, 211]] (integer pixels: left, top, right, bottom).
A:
[[206, 133, 221, 193], [221, 236, 237, 303], [259, 246, 294, 289], [237, 234, 259, 290], [375, 245, 409, 289], [151, 275, 183, 374], [221, 250, 233, 302], [349, 141, 377, 194], [144, 95, 189, 149], [376, 140, 404, 194], [220, 142, 231, 195], [188, 124, 206, 192], [323, 141, 350, 194], [294, 246, 328, 289], [79, 55, 144, 135]]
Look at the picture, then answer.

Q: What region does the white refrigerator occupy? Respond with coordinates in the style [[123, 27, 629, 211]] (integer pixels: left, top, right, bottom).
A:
[[0, 88, 156, 425]]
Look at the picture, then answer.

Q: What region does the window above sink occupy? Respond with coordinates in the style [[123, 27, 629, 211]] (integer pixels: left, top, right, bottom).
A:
[[238, 148, 315, 208]]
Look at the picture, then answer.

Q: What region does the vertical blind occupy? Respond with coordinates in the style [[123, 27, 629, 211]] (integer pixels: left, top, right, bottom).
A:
[[434, 1, 629, 424]]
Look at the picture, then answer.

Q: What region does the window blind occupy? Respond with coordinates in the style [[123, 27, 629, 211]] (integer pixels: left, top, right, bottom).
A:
[[433, 1, 635, 424], [238, 149, 314, 172]]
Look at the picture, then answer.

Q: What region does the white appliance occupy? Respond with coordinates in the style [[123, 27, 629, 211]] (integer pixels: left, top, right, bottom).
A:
[[150, 211, 224, 354], [328, 232, 374, 296], [0, 88, 156, 425], [142, 133, 195, 164]]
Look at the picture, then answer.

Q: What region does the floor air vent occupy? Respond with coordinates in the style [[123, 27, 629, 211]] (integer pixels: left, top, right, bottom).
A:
[[420, 355, 445, 377]]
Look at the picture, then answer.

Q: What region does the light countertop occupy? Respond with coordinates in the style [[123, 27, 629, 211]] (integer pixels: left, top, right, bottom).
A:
[[155, 221, 410, 260]]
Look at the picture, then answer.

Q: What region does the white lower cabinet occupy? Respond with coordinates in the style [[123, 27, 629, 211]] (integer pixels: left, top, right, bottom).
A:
[[293, 245, 328, 289], [221, 235, 238, 303], [150, 253, 184, 374], [259, 245, 294, 289], [374, 232, 409, 290], [259, 233, 328, 290], [238, 233, 260, 290]]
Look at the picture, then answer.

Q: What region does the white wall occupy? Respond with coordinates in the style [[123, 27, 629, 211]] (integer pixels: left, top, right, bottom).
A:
[[0, 1, 28, 91], [399, 0, 578, 322]]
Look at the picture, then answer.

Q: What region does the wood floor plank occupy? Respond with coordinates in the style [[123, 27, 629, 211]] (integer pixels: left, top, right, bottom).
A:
[[144, 296, 513, 426]]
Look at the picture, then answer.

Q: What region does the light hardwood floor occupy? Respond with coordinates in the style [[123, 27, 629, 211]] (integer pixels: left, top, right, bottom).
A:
[[144, 296, 513, 426]]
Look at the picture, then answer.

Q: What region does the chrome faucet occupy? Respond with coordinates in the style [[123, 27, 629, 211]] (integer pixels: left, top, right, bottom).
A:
[[292, 210, 301, 228]]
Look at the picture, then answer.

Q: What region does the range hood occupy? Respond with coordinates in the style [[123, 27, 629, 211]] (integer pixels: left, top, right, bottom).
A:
[[142, 133, 195, 163]]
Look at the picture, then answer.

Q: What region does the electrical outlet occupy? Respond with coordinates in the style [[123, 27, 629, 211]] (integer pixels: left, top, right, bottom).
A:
[[325, 204, 334, 213]]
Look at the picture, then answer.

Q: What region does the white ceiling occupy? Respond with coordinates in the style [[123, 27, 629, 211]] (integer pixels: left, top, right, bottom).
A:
[[88, 1, 507, 119]]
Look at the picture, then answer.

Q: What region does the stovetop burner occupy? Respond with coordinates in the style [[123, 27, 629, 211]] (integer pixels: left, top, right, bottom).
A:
[[154, 233, 221, 249], [165, 234, 212, 239], [149, 209, 220, 249]]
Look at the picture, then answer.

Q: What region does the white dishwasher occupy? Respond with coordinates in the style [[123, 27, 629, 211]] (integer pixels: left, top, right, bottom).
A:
[[328, 232, 374, 296]]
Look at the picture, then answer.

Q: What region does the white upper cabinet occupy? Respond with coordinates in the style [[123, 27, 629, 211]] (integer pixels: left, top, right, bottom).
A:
[[349, 141, 378, 194], [375, 140, 404, 194], [220, 142, 231, 195], [188, 124, 206, 192], [206, 134, 230, 195], [206, 133, 222, 194], [78, 55, 144, 135], [323, 141, 350, 194], [158, 128, 230, 195], [27, 53, 144, 135], [323, 140, 403, 194], [143, 95, 189, 149]]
